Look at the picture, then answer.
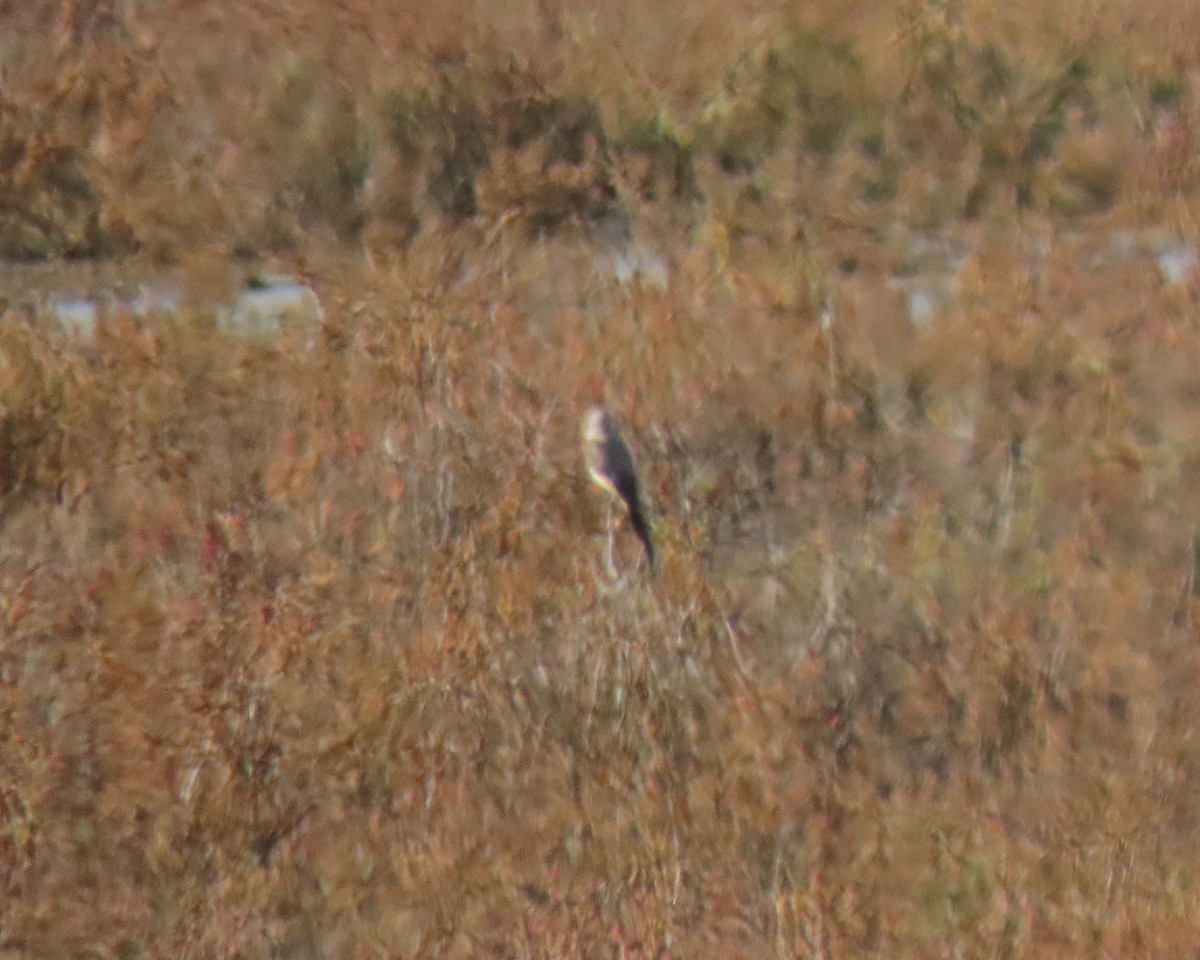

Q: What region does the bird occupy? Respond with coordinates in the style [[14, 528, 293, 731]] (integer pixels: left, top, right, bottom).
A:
[[581, 406, 656, 571]]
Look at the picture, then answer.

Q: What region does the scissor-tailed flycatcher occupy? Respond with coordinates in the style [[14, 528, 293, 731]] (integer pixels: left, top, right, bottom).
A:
[[581, 406, 655, 570]]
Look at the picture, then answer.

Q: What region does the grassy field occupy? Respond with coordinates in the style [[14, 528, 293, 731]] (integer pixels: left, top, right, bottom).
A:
[[6, 0, 1200, 956]]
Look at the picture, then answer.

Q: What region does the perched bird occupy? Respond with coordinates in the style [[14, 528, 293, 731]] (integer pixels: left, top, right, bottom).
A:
[[581, 406, 656, 570]]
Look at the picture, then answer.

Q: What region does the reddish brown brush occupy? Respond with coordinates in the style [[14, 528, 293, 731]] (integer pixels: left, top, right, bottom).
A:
[[1, 1, 1200, 957]]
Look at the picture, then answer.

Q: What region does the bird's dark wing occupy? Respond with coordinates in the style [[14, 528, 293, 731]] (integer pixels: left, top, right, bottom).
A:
[[602, 430, 641, 505], [602, 432, 655, 568], [627, 497, 656, 568]]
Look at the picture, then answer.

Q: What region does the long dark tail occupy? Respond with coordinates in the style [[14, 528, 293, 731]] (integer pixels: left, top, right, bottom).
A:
[[627, 500, 656, 570]]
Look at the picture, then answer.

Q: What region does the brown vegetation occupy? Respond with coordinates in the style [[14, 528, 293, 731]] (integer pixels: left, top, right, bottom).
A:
[[5, 0, 1200, 956]]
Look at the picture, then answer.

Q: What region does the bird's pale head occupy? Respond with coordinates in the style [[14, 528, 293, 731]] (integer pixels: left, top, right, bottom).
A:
[[581, 406, 609, 445]]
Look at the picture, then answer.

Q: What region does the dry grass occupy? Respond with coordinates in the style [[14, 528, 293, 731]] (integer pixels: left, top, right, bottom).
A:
[[5, 0, 1200, 957]]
